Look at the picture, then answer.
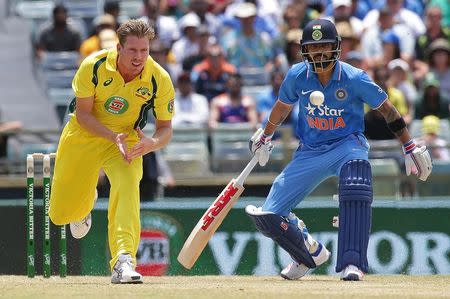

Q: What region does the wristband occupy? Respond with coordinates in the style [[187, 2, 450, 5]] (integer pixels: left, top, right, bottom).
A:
[[388, 117, 406, 134], [267, 118, 280, 127], [403, 140, 416, 155]]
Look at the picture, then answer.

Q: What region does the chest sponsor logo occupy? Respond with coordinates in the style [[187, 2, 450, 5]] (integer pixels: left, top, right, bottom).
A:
[[103, 77, 113, 86], [104, 96, 129, 114], [136, 87, 153, 100], [305, 96, 346, 130]]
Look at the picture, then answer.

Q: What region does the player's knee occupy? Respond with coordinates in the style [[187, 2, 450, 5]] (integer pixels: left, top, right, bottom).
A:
[[339, 159, 372, 203]]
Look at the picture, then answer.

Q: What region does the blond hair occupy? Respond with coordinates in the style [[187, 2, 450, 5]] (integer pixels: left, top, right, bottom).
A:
[[117, 19, 155, 45]]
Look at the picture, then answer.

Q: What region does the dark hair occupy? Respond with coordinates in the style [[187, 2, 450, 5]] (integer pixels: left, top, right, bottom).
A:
[[53, 4, 67, 16], [104, 0, 120, 13]]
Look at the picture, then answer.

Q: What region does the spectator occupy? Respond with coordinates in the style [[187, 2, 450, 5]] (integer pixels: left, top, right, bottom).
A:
[[172, 13, 201, 71], [172, 72, 209, 127], [363, 0, 425, 38], [222, 0, 280, 39], [140, 0, 179, 48], [284, 29, 303, 67], [36, 4, 81, 59], [192, 44, 236, 101], [184, 0, 221, 38], [209, 73, 258, 128], [415, 6, 450, 62], [364, 66, 409, 140], [149, 39, 180, 81], [326, 0, 364, 37], [103, 0, 121, 29], [429, 0, 450, 27], [345, 50, 367, 70], [220, 2, 275, 72], [0, 113, 22, 159], [79, 14, 117, 59], [427, 39, 450, 98], [387, 59, 417, 124], [416, 115, 450, 161], [335, 21, 359, 61], [257, 70, 299, 138], [181, 25, 212, 72], [415, 72, 450, 119], [324, 0, 371, 20], [361, 7, 414, 67]]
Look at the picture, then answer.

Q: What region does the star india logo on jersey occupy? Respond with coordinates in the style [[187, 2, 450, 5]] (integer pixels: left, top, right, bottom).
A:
[[305, 92, 346, 130]]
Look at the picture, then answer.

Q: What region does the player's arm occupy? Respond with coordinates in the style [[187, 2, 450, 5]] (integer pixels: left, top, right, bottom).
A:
[[376, 99, 412, 144], [76, 96, 118, 143], [376, 99, 432, 181], [262, 100, 293, 136]]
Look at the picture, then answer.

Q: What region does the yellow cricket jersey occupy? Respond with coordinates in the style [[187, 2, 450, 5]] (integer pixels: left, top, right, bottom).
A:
[[71, 48, 175, 132]]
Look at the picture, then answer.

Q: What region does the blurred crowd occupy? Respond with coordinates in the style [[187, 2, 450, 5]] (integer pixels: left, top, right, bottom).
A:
[[32, 0, 450, 152]]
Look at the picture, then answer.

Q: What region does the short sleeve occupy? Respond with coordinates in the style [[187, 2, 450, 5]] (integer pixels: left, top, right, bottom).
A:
[[278, 68, 299, 104], [356, 70, 387, 109], [153, 71, 175, 121], [72, 58, 95, 98]]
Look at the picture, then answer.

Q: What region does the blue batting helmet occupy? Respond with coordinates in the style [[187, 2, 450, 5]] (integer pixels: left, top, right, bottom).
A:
[[300, 19, 341, 72]]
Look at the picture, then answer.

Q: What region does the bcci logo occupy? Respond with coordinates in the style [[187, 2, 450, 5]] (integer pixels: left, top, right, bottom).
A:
[[312, 30, 322, 41], [335, 88, 347, 101], [104, 96, 129, 114]]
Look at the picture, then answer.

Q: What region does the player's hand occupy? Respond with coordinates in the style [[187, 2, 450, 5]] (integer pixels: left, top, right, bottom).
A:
[[249, 128, 273, 167], [128, 128, 157, 160], [403, 140, 432, 181], [115, 133, 131, 163]]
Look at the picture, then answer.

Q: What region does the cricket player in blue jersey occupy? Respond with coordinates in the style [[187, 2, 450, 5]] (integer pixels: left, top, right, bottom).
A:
[[246, 19, 432, 281]]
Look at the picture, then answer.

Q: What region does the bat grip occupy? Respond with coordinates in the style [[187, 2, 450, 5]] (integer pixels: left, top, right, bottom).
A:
[[235, 155, 259, 186]]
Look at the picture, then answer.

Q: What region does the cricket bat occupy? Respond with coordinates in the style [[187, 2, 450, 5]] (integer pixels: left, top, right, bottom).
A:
[[177, 155, 259, 269]]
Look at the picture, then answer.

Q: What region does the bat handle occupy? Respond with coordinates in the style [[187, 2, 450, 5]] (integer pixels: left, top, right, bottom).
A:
[[235, 155, 259, 186]]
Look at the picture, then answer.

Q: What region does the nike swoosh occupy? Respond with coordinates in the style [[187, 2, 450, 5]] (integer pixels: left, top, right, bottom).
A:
[[301, 90, 313, 95]]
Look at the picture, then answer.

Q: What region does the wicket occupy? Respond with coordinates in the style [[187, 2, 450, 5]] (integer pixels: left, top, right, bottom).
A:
[[26, 153, 66, 278]]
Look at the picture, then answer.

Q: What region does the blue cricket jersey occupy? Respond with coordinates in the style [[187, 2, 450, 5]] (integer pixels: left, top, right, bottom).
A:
[[279, 61, 388, 147]]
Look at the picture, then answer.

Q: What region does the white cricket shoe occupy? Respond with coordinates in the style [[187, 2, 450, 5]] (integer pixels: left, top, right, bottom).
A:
[[70, 189, 97, 239], [281, 213, 330, 280], [111, 254, 143, 284], [281, 242, 330, 280], [341, 264, 364, 281]]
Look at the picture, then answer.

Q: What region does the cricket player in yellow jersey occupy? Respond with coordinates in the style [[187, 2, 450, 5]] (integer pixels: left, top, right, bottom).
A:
[[48, 20, 175, 284]]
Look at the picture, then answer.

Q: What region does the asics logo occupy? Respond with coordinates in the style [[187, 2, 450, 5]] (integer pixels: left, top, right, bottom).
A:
[[301, 90, 313, 95]]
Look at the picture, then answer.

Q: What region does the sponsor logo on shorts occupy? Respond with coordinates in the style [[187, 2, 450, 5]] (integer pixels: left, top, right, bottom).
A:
[[104, 96, 129, 114]]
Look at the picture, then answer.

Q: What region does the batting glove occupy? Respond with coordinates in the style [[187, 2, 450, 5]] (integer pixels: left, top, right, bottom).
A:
[[403, 140, 433, 181], [249, 128, 274, 167]]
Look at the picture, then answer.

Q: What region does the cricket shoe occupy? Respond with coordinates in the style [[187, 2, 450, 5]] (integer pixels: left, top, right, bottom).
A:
[[111, 254, 143, 284], [341, 264, 364, 281], [281, 213, 330, 280], [70, 189, 97, 239]]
